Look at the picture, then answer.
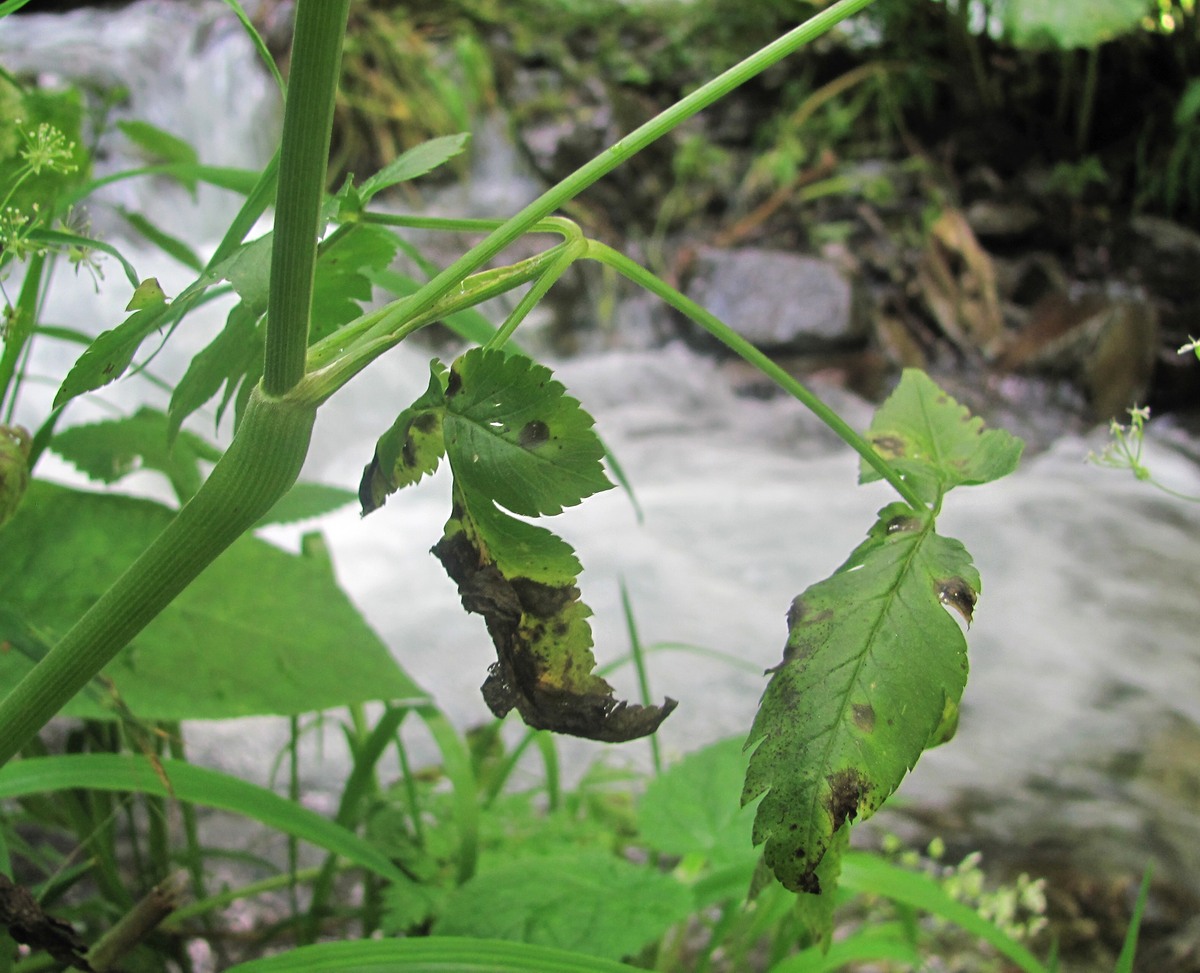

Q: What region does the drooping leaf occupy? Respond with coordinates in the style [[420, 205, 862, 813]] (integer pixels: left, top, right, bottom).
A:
[[433, 485, 675, 742], [50, 406, 221, 503], [0, 481, 425, 720], [860, 368, 1023, 505], [357, 133, 470, 205], [433, 851, 692, 960], [443, 348, 613, 517], [310, 224, 401, 344], [1003, 0, 1146, 49], [743, 503, 978, 894], [358, 362, 449, 514]]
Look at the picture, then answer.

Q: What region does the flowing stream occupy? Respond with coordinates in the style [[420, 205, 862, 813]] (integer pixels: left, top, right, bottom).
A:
[[4, 0, 1200, 902]]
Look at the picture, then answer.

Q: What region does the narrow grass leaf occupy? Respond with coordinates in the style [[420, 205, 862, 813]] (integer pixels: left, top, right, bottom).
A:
[[0, 756, 406, 885]]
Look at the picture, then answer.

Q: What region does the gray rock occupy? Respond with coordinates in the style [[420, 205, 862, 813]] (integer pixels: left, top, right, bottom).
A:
[[684, 247, 857, 351]]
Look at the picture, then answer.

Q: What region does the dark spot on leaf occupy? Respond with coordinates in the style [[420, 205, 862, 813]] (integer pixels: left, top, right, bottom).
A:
[[446, 369, 462, 396], [937, 576, 976, 624], [413, 412, 438, 433], [885, 514, 922, 534], [871, 434, 905, 458], [401, 439, 417, 468], [852, 702, 875, 733], [825, 767, 870, 833], [519, 419, 550, 448]]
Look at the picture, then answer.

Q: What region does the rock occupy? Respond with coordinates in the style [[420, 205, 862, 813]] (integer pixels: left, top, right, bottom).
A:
[[995, 289, 1159, 421], [682, 246, 857, 352]]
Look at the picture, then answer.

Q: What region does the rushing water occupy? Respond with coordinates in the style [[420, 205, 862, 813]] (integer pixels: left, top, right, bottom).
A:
[[4, 0, 1200, 901]]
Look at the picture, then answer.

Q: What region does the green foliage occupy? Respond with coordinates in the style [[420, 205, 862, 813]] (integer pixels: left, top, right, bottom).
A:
[[1003, 0, 1148, 48], [745, 372, 1023, 895], [0, 481, 422, 720]]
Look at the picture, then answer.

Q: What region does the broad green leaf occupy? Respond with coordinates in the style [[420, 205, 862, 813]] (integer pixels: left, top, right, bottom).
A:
[[434, 485, 675, 742], [0, 481, 425, 720], [224, 938, 643, 973], [434, 852, 693, 960], [743, 503, 978, 894], [168, 301, 263, 438], [1003, 0, 1145, 49], [357, 133, 470, 204], [50, 406, 221, 503], [443, 348, 613, 517], [255, 482, 357, 527], [310, 224, 400, 344], [861, 369, 1023, 505], [0, 756, 408, 886], [358, 362, 449, 514], [638, 737, 757, 869]]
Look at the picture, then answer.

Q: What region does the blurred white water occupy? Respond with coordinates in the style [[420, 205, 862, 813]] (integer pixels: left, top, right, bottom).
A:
[[5, 0, 1200, 897]]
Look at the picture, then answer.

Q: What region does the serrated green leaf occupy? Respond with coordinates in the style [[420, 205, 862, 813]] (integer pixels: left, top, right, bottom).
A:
[[214, 232, 274, 314], [743, 503, 978, 894], [861, 369, 1023, 505], [168, 301, 263, 439], [1003, 0, 1145, 48], [359, 363, 449, 514], [310, 224, 401, 344], [639, 737, 756, 868], [358, 133, 470, 204], [0, 481, 425, 720], [50, 406, 221, 503], [434, 851, 693, 960], [433, 485, 675, 742], [444, 348, 613, 517]]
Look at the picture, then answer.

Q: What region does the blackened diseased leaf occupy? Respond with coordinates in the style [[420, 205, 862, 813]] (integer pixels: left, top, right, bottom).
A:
[[359, 362, 449, 514], [743, 502, 979, 894], [0, 873, 94, 972], [433, 487, 675, 742]]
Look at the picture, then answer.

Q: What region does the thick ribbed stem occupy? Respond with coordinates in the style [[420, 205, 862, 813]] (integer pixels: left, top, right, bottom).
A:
[[263, 0, 350, 394], [0, 389, 316, 766]]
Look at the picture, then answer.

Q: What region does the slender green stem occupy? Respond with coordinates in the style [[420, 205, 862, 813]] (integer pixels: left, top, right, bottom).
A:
[[263, 0, 350, 394], [590, 242, 925, 509], [0, 252, 46, 418], [487, 240, 584, 348], [349, 0, 879, 358]]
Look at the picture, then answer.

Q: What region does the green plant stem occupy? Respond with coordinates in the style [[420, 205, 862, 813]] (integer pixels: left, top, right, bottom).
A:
[[263, 0, 350, 395], [589, 243, 925, 509], [0, 389, 317, 767], [1075, 46, 1100, 155], [0, 252, 46, 419], [346, 0, 879, 358]]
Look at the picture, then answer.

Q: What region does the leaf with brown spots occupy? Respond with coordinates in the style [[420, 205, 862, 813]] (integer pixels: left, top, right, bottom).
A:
[[860, 369, 1023, 505], [742, 503, 979, 894], [433, 485, 675, 742], [359, 362, 448, 514]]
